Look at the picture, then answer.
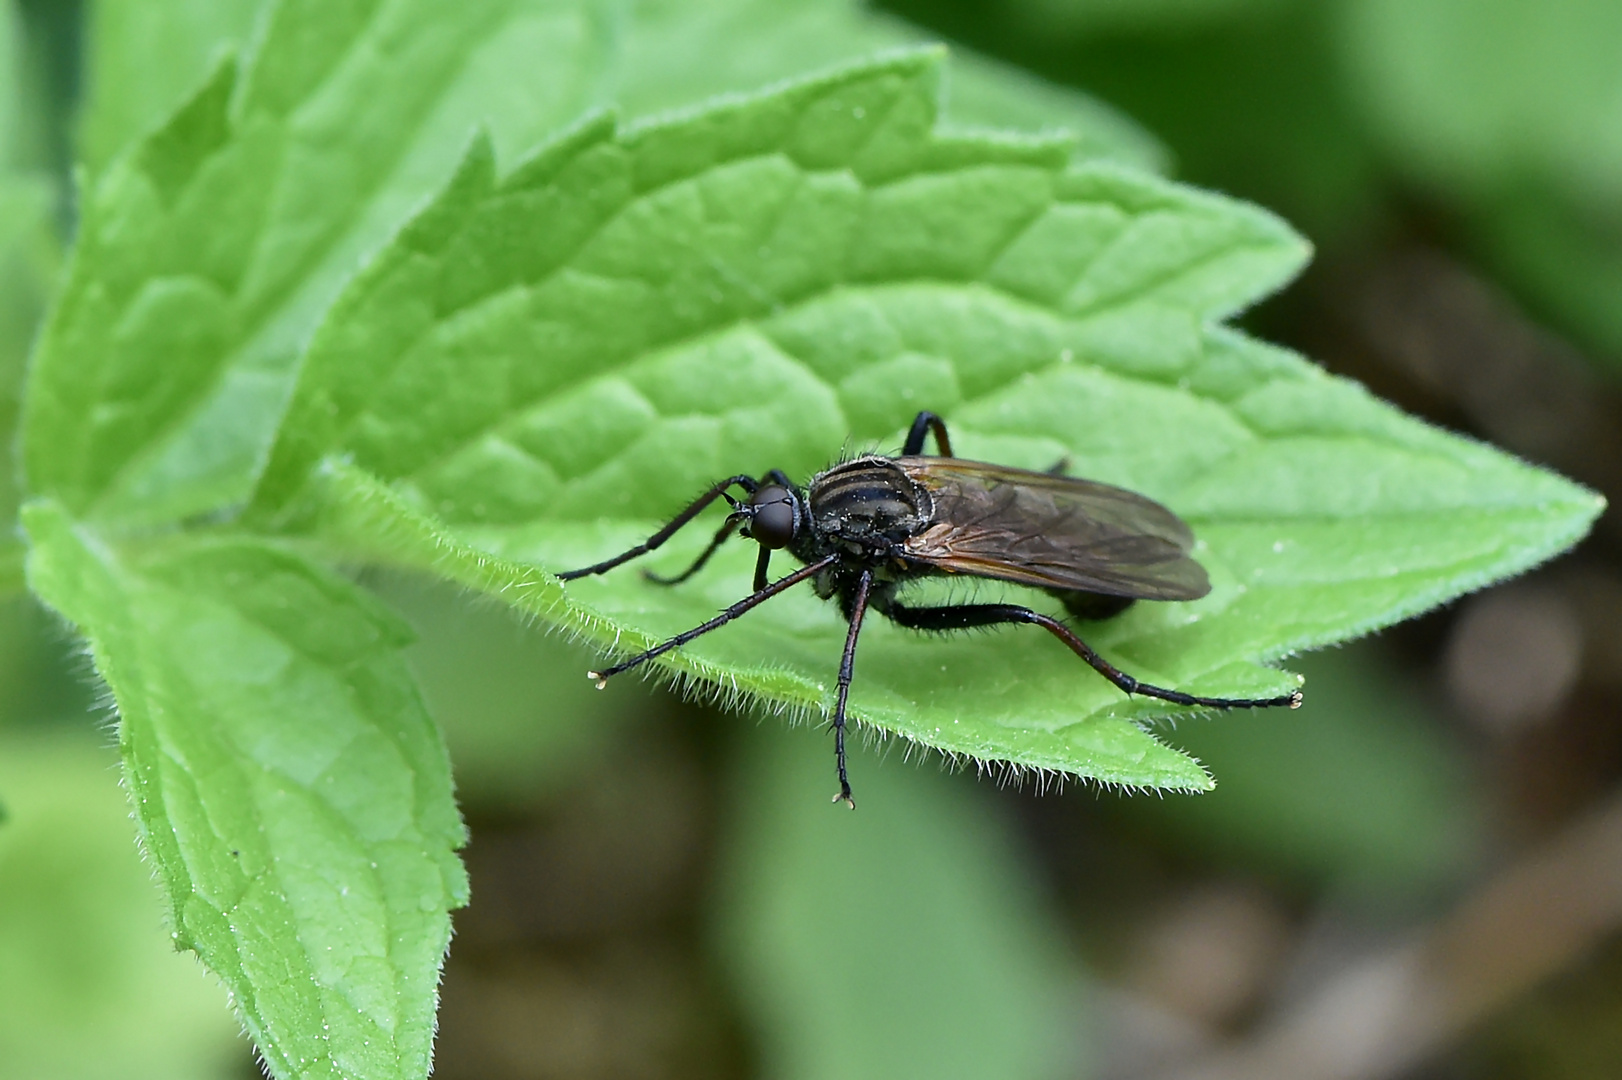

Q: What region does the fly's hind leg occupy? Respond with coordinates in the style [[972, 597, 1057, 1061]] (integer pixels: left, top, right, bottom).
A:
[[885, 602, 1302, 709], [902, 411, 954, 457]]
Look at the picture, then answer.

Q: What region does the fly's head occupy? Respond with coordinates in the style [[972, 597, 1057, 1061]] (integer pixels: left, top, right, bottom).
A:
[[734, 483, 803, 551]]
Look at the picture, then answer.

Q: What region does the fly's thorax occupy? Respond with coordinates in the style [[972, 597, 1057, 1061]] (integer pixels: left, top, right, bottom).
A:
[[811, 560, 912, 608], [805, 457, 933, 553]]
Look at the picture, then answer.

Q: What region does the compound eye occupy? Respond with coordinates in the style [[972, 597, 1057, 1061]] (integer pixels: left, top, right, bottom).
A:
[[748, 485, 797, 549]]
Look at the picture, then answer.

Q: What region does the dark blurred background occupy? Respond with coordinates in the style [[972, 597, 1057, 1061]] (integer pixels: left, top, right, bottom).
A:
[[3, 1, 1621, 1078]]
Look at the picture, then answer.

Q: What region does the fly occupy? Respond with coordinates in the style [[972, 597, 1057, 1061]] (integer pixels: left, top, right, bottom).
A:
[[558, 411, 1302, 807]]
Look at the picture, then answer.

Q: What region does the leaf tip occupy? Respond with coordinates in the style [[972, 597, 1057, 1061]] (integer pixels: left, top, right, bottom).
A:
[[130, 50, 241, 206], [504, 106, 619, 192], [858, 41, 950, 78]]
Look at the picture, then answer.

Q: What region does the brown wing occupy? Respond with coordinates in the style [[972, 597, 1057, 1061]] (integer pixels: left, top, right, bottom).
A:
[[898, 457, 1211, 601]]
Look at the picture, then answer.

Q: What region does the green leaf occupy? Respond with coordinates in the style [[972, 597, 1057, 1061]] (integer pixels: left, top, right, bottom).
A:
[[77, 0, 267, 173], [716, 716, 1074, 1080], [22, 500, 469, 1080], [70, 0, 1161, 183], [23, 0, 627, 525], [0, 728, 247, 1080], [250, 52, 1602, 790], [0, 0, 59, 593], [605, 0, 1163, 169], [25, 0, 1154, 534], [0, 174, 54, 594]]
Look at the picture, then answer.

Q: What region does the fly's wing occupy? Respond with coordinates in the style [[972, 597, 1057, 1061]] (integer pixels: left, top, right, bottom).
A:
[[897, 457, 1211, 601]]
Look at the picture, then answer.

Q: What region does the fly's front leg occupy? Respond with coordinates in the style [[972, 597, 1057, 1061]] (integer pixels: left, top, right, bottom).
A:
[[644, 516, 742, 585], [557, 474, 758, 580], [587, 554, 839, 686], [646, 470, 795, 586]]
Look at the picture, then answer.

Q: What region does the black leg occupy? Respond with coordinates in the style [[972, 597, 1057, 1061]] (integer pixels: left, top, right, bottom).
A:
[[588, 554, 840, 687], [902, 411, 954, 457], [557, 474, 758, 581], [644, 517, 742, 585], [752, 546, 772, 593], [886, 602, 1303, 710], [830, 571, 874, 809]]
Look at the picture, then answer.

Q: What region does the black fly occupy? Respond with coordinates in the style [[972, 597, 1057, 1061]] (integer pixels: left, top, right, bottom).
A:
[[558, 411, 1302, 807]]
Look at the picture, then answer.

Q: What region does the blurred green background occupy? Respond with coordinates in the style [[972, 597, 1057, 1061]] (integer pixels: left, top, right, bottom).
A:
[[4, 1, 1622, 1078]]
